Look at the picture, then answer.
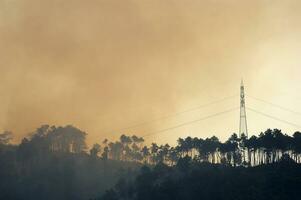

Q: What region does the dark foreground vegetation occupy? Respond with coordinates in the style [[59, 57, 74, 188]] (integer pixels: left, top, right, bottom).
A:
[[0, 125, 301, 200], [99, 156, 301, 200], [0, 125, 140, 200]]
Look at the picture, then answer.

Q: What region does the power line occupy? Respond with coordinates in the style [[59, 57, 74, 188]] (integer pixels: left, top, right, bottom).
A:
[[246, 95, 301, 116], [106, 95, 238, 135], [246, 107, 301, 129], [142, 107, 239, 138]]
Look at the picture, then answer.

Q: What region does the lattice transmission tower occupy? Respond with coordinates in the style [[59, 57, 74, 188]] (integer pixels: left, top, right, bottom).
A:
[[239, 80, 248, 138]]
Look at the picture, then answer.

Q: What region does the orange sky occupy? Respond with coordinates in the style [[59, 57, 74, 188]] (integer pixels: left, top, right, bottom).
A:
[[1, 0, 301, 146]]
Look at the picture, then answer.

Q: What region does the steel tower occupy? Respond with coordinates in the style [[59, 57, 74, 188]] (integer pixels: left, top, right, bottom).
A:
[[239, 80, 248, 138]]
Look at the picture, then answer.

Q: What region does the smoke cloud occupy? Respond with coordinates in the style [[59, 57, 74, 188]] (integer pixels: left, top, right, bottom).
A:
[[1, 0, 301, 145]]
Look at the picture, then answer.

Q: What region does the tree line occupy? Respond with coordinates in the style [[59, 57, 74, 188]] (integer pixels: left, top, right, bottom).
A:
[[1, 125, 301, 167], [90, 129, 301, 167]]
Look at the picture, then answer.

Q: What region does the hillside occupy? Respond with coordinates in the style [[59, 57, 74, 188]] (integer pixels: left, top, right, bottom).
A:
[[1, 125, 301, 200], [0, 147, 140, 200], [99, 157, 301, 200]]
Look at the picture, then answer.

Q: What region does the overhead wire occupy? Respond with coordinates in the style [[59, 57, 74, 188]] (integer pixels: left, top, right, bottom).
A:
[[105, 94, 238, 134], [100, 93, 301, 140], [142, 107, 239, 138], [246, 95, 301, 116], [246, 107, 301, 129]]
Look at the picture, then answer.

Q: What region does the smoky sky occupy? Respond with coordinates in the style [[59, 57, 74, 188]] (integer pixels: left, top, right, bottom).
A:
[[1, 0, 301, 145]]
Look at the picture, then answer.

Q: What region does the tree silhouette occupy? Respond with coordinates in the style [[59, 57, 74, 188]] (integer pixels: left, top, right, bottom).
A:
[[90, 143, 102, 158]]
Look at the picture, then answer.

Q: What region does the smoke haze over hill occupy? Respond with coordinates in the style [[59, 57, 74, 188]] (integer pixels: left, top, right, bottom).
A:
[[1, 0, 301, 145]]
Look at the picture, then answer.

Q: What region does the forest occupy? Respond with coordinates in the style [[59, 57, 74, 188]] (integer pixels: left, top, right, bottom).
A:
[[0, 125, 140, 200], [0, 125, 301, 200], [99, 156, 300, 200], [96, 129, 301, 166]]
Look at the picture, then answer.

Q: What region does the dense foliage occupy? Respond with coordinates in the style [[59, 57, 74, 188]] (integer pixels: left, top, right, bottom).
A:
[[99, 156, 301, 200], [0, 125, 140, 200]]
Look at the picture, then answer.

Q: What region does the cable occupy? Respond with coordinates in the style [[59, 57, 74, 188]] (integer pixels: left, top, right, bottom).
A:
[[141, 107, 239, 138], [246, 95, 301, 116], [105, 95, 238, 134], [246, 107, 301, 129]]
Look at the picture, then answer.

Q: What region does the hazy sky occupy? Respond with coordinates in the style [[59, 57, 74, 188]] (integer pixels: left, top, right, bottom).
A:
[[1, 0, 301, 146]]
